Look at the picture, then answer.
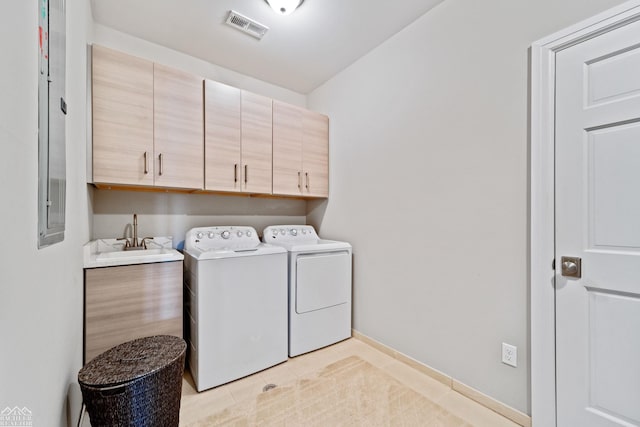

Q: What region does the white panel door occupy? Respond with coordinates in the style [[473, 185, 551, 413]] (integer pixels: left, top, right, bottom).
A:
[[555, 18, 640, 427]]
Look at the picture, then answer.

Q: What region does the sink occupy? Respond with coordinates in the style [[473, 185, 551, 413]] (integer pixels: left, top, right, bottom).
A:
[[96, 248, 169, 261], [84, 237, 184, 268]]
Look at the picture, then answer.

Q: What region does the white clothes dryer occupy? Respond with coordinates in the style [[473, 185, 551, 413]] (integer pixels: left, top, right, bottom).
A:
[[184, 226, 287, 392], [263, 225, 352, 357]]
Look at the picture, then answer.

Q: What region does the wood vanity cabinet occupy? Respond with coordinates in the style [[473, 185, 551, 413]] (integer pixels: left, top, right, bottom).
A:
[[204, 80, 273, 194], [273, 101, 329, 198], [92, 45, 204, 190], [84, 261, 183, 363]]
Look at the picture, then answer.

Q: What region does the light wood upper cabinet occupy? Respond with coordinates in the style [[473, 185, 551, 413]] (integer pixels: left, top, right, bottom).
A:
[[241, 91, 273, 194], [273, 101, 304, 195], [92, 45, 154, 186], [204, 80, 242, 192], [273, 101, 329, 198], [302, 110, 329, 198], [84, 261, 183, 363], [204, 84, 273, 194], [154, 63, 204, 189], [92, 45, 204, 190], [92, 46, 327, 198]]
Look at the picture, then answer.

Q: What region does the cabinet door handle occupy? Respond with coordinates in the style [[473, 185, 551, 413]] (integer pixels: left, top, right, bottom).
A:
[[158, 153, 163, 176], [234, 164, 238, 183], [244, 165, 248, 184], [305, 172, 309, 190], [298, 171, 301, 189], [144, 152, 149, 174]]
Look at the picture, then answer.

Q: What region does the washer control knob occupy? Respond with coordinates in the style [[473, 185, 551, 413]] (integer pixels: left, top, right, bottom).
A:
[[280, 229, 286, 235], [246, 230, 252, 237], [208, 231, 215, 239], [196, 232, 204, 239], [272, 230, 278, 237], [290, 228, 298, 236], [221, 230, 231, 239], [237, 231, 243, 237], [302, 229, 307, 234]]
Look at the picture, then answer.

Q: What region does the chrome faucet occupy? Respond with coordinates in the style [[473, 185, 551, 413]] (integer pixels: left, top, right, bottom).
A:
[[117, 213, 153, 250], [132, 213, 139, 248]]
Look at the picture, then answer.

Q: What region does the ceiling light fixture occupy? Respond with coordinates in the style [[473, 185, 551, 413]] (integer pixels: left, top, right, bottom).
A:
[[264, 0, 304, 16]]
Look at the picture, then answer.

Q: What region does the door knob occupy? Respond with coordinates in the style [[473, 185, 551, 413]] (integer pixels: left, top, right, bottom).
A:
[[563, 261, 577, 273], [561, 256, 581, 278]]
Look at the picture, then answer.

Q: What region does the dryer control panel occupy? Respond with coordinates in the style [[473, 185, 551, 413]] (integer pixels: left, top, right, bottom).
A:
[[185, 226, 259, 251], [263, 225, 319, 243]]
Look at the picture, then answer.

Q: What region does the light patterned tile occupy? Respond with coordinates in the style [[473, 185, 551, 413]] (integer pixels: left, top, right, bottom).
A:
[[178, 339, 528, 427], [351, 331, 397, 358], [394, 351, 453, 387], [222, 371, 268, 404], [180, 371, 235, 425], [452, 380, 530, 427], [179, 386, 235, 426], [383, 359, 451, 401], [435, 390, 520, 427], [286, 355, 328, 378], [342, 340, 397, 368], [258, 360, 298, 386], [286, 346, 346, 378], [330, 337, 371, 355], [181, 371, 201, 397]]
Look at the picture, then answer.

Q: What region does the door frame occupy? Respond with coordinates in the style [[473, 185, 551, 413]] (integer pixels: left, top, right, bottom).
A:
[[530, 2, 640, 425]]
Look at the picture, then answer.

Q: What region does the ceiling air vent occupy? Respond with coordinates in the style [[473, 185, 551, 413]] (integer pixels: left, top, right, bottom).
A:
[[225, 10, 269, 40]]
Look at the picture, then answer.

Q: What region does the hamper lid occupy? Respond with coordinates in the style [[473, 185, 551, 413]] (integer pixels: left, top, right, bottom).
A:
[[78, 335, 186, 388]]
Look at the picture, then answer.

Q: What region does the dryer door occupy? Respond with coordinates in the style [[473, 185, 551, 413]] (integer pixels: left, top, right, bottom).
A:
[[296, 251, 351, 314]]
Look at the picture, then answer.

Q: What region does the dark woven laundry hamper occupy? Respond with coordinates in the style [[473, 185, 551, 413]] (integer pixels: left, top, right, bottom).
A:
[[78, 335, 186, 427]]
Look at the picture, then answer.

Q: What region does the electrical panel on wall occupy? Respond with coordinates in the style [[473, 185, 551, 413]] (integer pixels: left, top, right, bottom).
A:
[[38, 0, 67, 248]]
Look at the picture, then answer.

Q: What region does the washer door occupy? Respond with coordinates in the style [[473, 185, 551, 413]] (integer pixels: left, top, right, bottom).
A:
[[296, 251, 351, 314]]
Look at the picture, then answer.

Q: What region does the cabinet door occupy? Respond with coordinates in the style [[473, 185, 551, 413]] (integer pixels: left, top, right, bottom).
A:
[[303, 110, 329, 197], [92, 45, 154, 186], [204, 80, 242, 192], [273, 101, 303, 196], [241, 91, 273, 194], [84, 262, 183, 363], [153, 64, 204, 190]]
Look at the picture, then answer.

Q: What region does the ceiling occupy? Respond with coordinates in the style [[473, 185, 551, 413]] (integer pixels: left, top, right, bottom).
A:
[[90, 0, 445, 94]]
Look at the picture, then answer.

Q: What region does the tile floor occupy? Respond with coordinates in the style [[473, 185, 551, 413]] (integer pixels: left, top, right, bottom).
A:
[[178, 338, 520, 426]]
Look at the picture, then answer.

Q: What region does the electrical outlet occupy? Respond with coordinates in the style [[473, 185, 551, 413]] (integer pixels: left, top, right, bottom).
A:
[[502, 343, 517, 367]]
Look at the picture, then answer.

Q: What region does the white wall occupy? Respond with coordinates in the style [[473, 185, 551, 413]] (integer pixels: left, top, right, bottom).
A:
[[0, 0, 92, 425], [307, 0, 625, 414], [92, 191, 306, 245], [89, 26, 307, 240], [92, 24, 306, 107]]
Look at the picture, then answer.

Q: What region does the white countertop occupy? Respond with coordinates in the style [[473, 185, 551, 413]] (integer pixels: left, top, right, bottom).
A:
[[83, 237, 184, 268]]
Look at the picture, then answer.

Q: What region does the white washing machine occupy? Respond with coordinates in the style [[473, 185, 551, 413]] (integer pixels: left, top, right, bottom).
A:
[[184, 226, 288, 392], [263, 225, 352, 357]]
